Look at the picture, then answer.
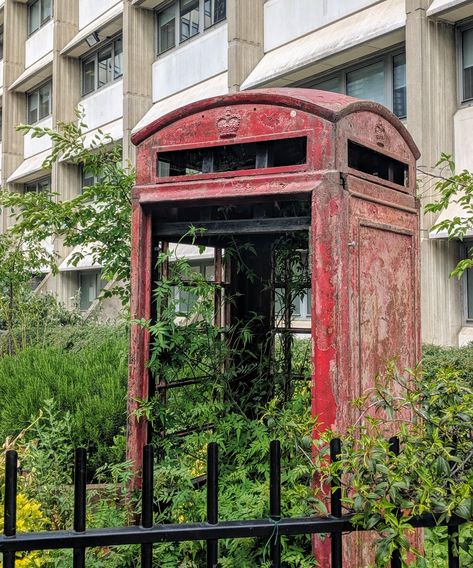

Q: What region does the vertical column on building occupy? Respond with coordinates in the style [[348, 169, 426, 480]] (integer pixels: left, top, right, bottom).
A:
[[52, 1, 80, 305], [227, 0, 264, 92], [1, 0, 27, 231], [406, 0, 461, 345], [123, 2, 154, 163]]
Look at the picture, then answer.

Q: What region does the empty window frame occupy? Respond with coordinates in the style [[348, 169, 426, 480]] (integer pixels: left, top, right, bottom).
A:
[[348, 141, 408, 186], [157, 137, 307, 177], [299, 50, 407, 119], [27, 81, 52, 124], [28, 0, 52, 36], [81, 36, 123, 96], [24, 176, 51, 193], [157, 0, 226, 55]]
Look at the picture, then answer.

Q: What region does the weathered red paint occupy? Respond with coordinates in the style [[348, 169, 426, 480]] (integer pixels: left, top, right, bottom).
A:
[[130, 88, 420, 564]]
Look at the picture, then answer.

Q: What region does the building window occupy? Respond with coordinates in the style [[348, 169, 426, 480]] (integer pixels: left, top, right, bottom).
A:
[[157, 0, 226, 55], [275, 289, 311, 325], [299, 50, 407, 119], [81, 36, 123, 96], [27, 81, 52, 124], [462, 27, 473, 102], [28, 0, 52, 36], [24, 176, 51, 193], [0, 26, 4, 60], [79, 270, 105, 312], [80, 166, 103, 193]]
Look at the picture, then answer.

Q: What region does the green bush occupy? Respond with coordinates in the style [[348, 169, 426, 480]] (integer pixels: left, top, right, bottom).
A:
[[423, 343, 473, 386], [0, 324, 128, 472]]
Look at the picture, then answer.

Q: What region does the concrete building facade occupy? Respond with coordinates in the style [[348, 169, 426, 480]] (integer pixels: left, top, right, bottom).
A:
[[0, 0, 471, 345]]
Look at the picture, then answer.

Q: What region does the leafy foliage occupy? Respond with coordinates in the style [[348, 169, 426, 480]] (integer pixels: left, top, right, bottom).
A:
[[319, 363, 473, 567], [0, 110, 133, 304], [0, 323, 128, 473], [424, 153, 473, 277]]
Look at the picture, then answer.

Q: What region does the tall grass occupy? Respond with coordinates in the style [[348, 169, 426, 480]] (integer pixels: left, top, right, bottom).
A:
[[0, 325, 128, 472]]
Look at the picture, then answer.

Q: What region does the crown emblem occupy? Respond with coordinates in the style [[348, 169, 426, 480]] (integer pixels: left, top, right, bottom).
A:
[[375, 121, 388, 147], [216, 110, 241, 138]]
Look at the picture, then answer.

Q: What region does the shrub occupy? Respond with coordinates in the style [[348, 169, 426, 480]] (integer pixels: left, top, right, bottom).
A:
[[422, 342, 473, 387], [0, 325, 128, 473]]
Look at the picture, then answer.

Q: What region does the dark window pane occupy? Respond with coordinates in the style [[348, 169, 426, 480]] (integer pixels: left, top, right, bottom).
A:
[[347, 60, 385, 104], [38, 82, 51, 120], [204, 0, 212, 29], [311, 75, 342, 93], [82, 58, 95, 95], [158, 5, 176, 53], [393, 53, 406, 118], [98, 47, 112, 87], [348, 141, 408, 186], [114, 38, 123, 78], [28, 0, 40, 34], [41, 0, 52, 24], [463, 29, 473, 101], [215, 0, 226, 23], [180, 0, 199, 41], [0, 27, 4, 59], [27, 92, 39, 124]]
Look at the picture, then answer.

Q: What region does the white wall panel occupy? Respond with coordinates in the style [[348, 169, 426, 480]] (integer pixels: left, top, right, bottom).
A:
[[79, 0, 121, 29], [25, 20, 53, 68], [264, 0, 381, 52], [152, 24, 228, 102], [24, 116, 52, 158], [454, 106, 473, 171], [80, 80, 123, 132]]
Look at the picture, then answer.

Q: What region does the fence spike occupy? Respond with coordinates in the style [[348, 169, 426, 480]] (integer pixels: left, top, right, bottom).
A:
[[330, 438, 343, 568], [269, 440, 281, 568], [207, 442, 218, 568], [141, 444, 154, 568], [73, 448, 87, 568]]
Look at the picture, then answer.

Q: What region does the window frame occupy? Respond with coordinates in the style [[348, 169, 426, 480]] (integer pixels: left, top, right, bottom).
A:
[[462, 242, 473, 323], [27, 0, 53, 37], [156, 0, 226, 56], [80, 35, 123, 97], [457, 21, 473, 105], [296, 47, 407, 119], [78, 270, 106, 312], [26, 80, 52, 125], [24, 175, 52, 194]]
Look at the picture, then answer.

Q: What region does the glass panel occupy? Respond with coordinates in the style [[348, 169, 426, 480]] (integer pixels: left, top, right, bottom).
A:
[[204, 0, 212, 29], [463, 29, 473, 100], [24, 182, 37, 193], [27, 92, 39, 124], [347, 60, 385, 105], [0, 27, 4, 59], [37, 177, 51, 192], [38, 82, 51, 120], [180, 0, 200, 42], [312, 75, 342, 93], [215, 0, 226, 23], [28, 0, 41, 34], [114, 38, 123, 78], [393, 53, 407, 118], [41, 0, 52, 24], [82, 169, 96, 189], [79, 272, 99, 311], [468, 252, 473, 319], [98, 46, 113, 88], [158, 4, 176, 53], [82, 58, 95, 95]]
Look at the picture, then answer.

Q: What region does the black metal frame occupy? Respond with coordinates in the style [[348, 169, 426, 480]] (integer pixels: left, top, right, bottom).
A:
[[1, 439, 464, 567]]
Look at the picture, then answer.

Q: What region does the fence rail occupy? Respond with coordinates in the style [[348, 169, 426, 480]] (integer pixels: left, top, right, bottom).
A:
[[1, 439, 465, 568]]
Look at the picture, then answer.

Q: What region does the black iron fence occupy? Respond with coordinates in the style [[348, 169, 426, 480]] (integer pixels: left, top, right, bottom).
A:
[[0, 438, 466, 568]]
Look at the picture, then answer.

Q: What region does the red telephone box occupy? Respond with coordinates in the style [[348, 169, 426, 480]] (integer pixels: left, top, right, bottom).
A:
[[128, 89, 420, 561]]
